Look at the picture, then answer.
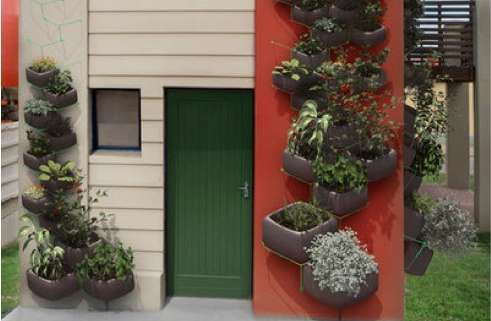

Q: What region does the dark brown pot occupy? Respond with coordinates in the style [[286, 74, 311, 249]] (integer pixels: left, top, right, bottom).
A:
[[302, 265, 378, 308], [329, 5, 358, 24], [291, 6, 330, 26], [404, 169, 422, 197], [312, 29, 349, 48], [22, 194, 51, 214], [366, 149, 397, 182], [404, 104, 417, 138], [58, 234, 102, 270], [44, 88, 78, 108], [334, 0, 360, 10], [282, 150, 316, 183], [313, 184, 368, 217], [404, 145, 416, 167], [26, 270, 79, 301], [23, 152, 56, 171], [404, 240, 433, 276], [351, 26, 387, 47], [262, 203, 338, 264], [292, 49, 329, 69], [48, 132, 77, 151], [24, 111, 59, 129], [83, 273, 135, 301], [404, 207, 424, 239], [25, 67, 56, 88], [273, 73, 306, 93], [42, 179, 76, 194]]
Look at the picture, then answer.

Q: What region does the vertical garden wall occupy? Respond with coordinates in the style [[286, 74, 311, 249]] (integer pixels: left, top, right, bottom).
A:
[[253, 0, 404, 319]]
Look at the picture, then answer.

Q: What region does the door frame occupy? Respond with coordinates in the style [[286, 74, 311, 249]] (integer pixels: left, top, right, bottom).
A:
[[163, 87, 255, 299]]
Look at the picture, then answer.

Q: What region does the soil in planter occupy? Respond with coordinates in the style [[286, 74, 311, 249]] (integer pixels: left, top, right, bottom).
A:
[[291, 6, 331, 26], [27, 270, 79, 301]]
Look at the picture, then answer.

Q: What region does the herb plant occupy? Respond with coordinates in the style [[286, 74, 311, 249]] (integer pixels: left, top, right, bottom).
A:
[[27, 130, 51, 157], [356, 0, 384, 31], [313, 156, 367, 193], [46, 117, 73, 137], [273, 59, 309, 81], [38, 160, 81, 185], [24, 99, 57, 116], [30, 57, 56, 73], [274, 202, 331, 232], [312, 17, 344, 33], [46, 70, 73, 95], [23, 185, 47, 200], [294, 34, 324, 55]]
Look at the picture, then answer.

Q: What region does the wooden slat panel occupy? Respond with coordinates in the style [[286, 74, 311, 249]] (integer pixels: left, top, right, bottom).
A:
[[89, 34, 254, 56], [89, 0, 254, 12], [2, 145, 19, 166], [89, 186, 163, 209], [89, 164, 163, 187], [89, 12, 254, 34], [1, 180, 19, 202], [91, 208, 163, 230], [142, 121, 163, 143], [133, 251, 163, 271], [2, 162, 18, 184], [141, 99, 163, 121], [89, 143, 163, 165], [89, 55, 254, 78], [107, 229, 163, 252]]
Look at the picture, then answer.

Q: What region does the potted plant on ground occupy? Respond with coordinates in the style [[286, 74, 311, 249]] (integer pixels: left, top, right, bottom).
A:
[[351, 0, 386, 47], [38, 160, 81, 193], [303, 229, 379, 308], [24, 98, 59, 129], [44, 70, 78, 108], [77, 241, 135, 301], [283, 101, 332, 183], [313, 155, 368, 216], [311, 18, 348, 48], [329, 0, 359, 24], [352, 49, 388, 93], [25, 57, 57, 87], [23, 130, 56, 171], [22, 185, 51, 215], [45, 117, 77, 150], [292, 34, 329, 69], [291, 0, 331, 26], [19, 215, 79, 300], [272, 59, 311, 93], [262, 201, 337, 264]]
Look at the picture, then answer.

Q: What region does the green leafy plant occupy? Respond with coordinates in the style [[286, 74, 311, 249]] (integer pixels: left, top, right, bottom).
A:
[[23, 185, 47, 200], [294, 34, 325, 55], [306, 228, 378, 297], [76, 241, 134, 281], [273, 59, 310, 81], [411, 192, 436, 214], [356, 0, 384, 31], [46, 70, 73, 95], [313, 156, 367, 192], [312, 17, 344, 33], [38, 160, 81, 185], [24, 99, 57, 116], [46, 117, 73, 137], [30, 57, 56, 73], [26, 130, 51, 157], [18, 214, 65, 280], [411, 138, 444, 178], [274, 202, 331, 232], [297, 0, 331, 11], [353, 49, 388, 80]]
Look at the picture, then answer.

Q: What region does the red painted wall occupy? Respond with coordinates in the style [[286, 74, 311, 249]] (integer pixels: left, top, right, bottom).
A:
[[253, 1, 404, 320], [2, 0, 19, 87]]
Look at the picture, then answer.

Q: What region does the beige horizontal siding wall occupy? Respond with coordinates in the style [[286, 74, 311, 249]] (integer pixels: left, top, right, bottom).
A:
[[88, 1, 254, 306]]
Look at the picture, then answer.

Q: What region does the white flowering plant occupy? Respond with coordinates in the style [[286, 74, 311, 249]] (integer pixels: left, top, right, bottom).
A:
[[306, 229, 378, 297]]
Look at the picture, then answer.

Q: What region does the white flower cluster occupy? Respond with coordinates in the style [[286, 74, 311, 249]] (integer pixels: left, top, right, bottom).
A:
[[421, 198, 477, 254], [306, 228, 378, 297]]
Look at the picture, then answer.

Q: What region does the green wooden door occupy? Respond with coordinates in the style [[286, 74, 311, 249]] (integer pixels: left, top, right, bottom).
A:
[[166, 89, 253, 298]]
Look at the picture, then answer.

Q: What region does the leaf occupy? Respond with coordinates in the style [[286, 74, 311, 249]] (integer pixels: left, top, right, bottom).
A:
[[38, 173, 51, 181]]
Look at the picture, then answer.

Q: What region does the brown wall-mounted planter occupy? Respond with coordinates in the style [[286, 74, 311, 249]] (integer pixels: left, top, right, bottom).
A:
[[276, 0, 296, 5], [404, 240, 433, 276], [313, 184, 368, 217], [329, 5, 358, 24], [83, 273, 135, 301], [48, 132, 77, 151], [25, 111, 59, 129], [312, 29, 349, 48], [366, 149, 397, 182], [326, 123, 359, 152], [302, 265, 379, 308], [404, 207, 424, 239], [58, 234, 102, 270], [27, 270, 79, 301], [404, 145, 416, 168], [7, 111, 18, 121], [334, 0, 360, 10], [42, 179, 76, 194], [291, 6, 330, 26], [351, 26, 386, 47], [282, 150, 316, 183], [25, 67, 56, 88], [22, 194, 51, 214], [44, 88, 78, 108], [262, 203, 338, 264], [290, 90, 326, 111], [404, 105, 417, 138], [292, 49, 329, 69], [23, 152, 56, 171], [404, 169, 422, 197], [273, 73, 306, 93]]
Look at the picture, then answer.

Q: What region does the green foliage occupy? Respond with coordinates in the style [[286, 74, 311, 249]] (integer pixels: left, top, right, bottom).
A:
[[24, 99, 56, 116], [411, 192, 436, 214], [26, 130, 51, 157], [46, 116, 73, 137], [1, 243, 20, 317], [313, 156, 367, 192], [356, 0, 384, 31], [46, 69, 73, 95], [297, 0, 331, 11], [38, 160, 81, 184], [294, 34, 324, 55], [411, 138, 444, 178], [18, 215, 65, 280], [23, 185, 46, 200], [76, 241, 134, 281], [404, 0, 424, 54], [312, 17, 344, 33], [274, 202, 331, 232], [30, 57, 56, 73], [272, 59, 310, 81]]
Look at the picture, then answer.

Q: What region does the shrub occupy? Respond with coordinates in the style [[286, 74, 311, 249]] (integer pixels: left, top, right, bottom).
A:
[[312, 17, 344, 33], [46, 70, 73, 95], [313, 156, 367, 192], [306, 229, 378, 297], [23, 185, 46, 200], [30, 57, 56, 73], [26, 130, 51, 157], [274, 202, 331, 231], [24, 98, 56, 116], [273, 59, 310, 81]]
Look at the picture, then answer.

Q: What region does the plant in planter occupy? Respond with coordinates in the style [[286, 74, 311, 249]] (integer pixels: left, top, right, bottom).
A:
[[26, 57, 57, 87], [292, 34, 329, 69], [24, 130, 56, 171], [330, 0, 359, 24], [313, 155, 368, 216], [76, 241, 135, 301], [404, 193, 434, 239], [406, 138, 443, 197], [352, 0, 386, 47], [24, 98, 59, 129], [272, 59, 311, 93], [38, 160, 81, 193], [44, 69, 78, 108], [22, 185, 51, 215], [352, 49, 388, 92], [45, 117, 77, 150], [303, 228, 379, 308], [291, 0, 332, 26], [18, 215, 79, 300], [311, 17, 348, 48], [262, 201, 337, 264]]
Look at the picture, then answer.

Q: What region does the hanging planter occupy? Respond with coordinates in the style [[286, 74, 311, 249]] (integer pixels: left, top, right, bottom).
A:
[[364, 148, 397, 182], [83, 274, 135, 302], [48, 132, 77, 151], [27, 270, 79, 301], [21, 186, 51, 214], [404, 168, 422, 197], [39, 160, 81, 193], [351, 26, 386, 47], [290, 89, 326, 111], [282, 150, 316, 183], [58, 234, 102, 270], [25, 111, 59, 129], [404, 144, 416, 168], [404, 239, 433, 276], [23, 152, 56, 171], [404, 104, 417, 138], [44, 70, 78, 108], [329, 5, 358, 24], [25, 57, 57, 88], [404, 207, 424, 239], [334, 0, 360, 10], [272, 59, 312, 93], [262, 202, 337, 264], [44, 88, 78, 109], [291, 5, 330, 26], [292, 49, 329, 70], [311, 18, 349, 48], [314, 184, 368, 217]]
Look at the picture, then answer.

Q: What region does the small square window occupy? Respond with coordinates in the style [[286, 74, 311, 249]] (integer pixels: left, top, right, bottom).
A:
[[92, 89, 141, 150]]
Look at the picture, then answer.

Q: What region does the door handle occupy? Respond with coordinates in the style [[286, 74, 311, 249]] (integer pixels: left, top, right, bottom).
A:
[[238, 181, 249, 199]]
